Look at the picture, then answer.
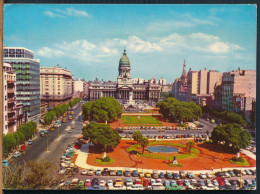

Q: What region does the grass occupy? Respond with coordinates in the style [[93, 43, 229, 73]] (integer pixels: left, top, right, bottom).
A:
[[127, 141, 200, 160], [168, 163, 182, 167], [122, 116, 161, 125], [229, 157, 249, 166], [95, 157, 115, 165]]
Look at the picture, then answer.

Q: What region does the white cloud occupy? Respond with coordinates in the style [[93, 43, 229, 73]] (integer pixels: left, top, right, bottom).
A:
[[43, 11, 64, 18], [44, 8, 91, 18], [37, 47, 64, 58]]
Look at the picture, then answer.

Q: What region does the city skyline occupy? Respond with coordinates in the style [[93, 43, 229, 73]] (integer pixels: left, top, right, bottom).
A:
[[4, 4, 256, 82]]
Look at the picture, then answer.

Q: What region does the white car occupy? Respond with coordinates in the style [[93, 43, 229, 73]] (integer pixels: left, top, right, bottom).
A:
[[205, 172, 212, 178], [99, 180, 106, 187], [107, 180, 113, 187], [199, 173, 207, 179], [81, 169, 88, 175], [241, 170, 246, 175], [150, 179, 156, 185], [205, 180, 214, 187], [224, 179, 231, 187], [190, 179, 197, 185], [126, 179, 133, 187], [127, 184, 144, 190], [59, 167, 66, 174], [156, 179, 162, 183], [109, 184, 126, 190], [87, 168, 95, 176], [212, 180, 219, 187]]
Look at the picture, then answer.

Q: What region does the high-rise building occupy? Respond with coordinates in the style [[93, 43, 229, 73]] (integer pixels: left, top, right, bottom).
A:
[[187, 69, 198, 101], [3, 47, 41, 123], [40, 65, 74, 108], [207, 70, 222, 94], [222, 69, 256, 112], [3, 63, 17, 134], [198, 69, 208, 94]]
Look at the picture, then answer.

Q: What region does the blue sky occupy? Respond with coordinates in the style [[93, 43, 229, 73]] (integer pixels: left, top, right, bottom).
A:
[[4, 4, 256, 83]]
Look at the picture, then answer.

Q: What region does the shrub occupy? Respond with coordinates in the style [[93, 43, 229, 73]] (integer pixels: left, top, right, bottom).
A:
[[102, 157, 111, 162]]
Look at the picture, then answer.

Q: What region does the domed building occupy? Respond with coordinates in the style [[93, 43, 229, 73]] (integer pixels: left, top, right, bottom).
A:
[[88, 48, 164, 103]]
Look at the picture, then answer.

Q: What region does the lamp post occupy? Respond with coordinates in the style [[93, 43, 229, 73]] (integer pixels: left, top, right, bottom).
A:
[[240, 168, 242, 188], [46, 134, 49, 152], [58, 126, 60, 140], [219, 153, 224, 172]]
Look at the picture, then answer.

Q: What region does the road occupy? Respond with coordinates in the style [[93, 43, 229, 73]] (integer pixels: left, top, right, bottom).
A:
[[13, 101, 84, 165], [120, 119, 216, 136]]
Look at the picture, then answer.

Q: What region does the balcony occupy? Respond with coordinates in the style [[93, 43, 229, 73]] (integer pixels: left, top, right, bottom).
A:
[[8, 116, 16, 122], [7, 88, 15, 93], [7, 79, 15, 83], [41, 94, 73, 101], [8, 98, 16, 103], [8, 108, 15, 113]]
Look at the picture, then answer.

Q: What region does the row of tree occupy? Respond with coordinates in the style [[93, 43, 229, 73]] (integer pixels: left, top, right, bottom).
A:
[[211, 123, 251, 153], [44, 98, 81, 125], [82, 97, 122, 123], [69, 97, 81, 108], [156, 97, 202, 122], [202, 106, 246, 127], [82, 122, 121, 152], [3, 121, 37, 158]]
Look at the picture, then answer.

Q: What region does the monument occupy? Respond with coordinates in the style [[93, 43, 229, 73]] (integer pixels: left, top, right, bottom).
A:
[[172, 155, 178, 164]]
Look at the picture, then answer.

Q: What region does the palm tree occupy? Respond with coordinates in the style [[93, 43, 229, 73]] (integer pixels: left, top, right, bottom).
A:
[[133, 131, 143, 144], [140, 137, 149, 154], [186, 141, 194, 155]]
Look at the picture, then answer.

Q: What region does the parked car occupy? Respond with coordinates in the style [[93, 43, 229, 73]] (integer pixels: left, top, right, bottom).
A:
[[102, 168, 109, 176], [125, 179, 133, 187], [197, 179, 205, 186], [179, 171, 186, 178], [145, 172, 152, 178], [233, 169, 242, 177], [205, 172, 212, 178], [96, 169, 102, 176], [107, 180, 113, 187], [173, 173, 180, 180], [177, 180, 183, 186], [99, 180, 106, 187], [170, 180, 178, 186], [159, 172, 165, 178], [124, 169, 131, 177], [152, 170, 159, 178], [150, 179, 156, 185], [28, 140, 34, 145], [92, 178, 99, 186], [109, 170, 116, 176], [81, 169, 88, 175], [12, 152, 22, 158], [85, 179, 91, 188], [227, 170, 236, 177], [166, 171, 173, 179], [88, 185, 104, 190], [199, 173, 207, 179], [87, 168, 95, 176], [132, 170, 138, 177], [187, 172, 194, 179], [115, 179, 124, 186], [117, 170, 123, 176], [126, 185, 143, 190]]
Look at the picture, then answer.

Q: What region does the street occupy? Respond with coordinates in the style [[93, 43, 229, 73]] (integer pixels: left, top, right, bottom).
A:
[[13, 101, 84, 165]]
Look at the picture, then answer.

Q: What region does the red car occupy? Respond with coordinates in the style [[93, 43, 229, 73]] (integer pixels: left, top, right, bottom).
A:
[[177, 180, 183, 186], [135, 179, 142, 185], [214, 177, 225, 186], [143, 180, 149, 187]]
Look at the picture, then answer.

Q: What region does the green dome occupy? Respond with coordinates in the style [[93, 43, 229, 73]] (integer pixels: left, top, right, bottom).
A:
[[119, 49, 130, 66]]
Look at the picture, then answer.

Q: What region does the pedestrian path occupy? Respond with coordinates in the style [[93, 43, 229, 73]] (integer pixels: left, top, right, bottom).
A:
[[240, 149, 256, 160], [74, 143, 256, 175]]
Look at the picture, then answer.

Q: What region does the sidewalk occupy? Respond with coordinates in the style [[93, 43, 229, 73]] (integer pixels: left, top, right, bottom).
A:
[[74, 143, 256, 175]]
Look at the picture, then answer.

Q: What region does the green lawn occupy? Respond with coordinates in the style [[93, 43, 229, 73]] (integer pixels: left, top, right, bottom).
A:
[[95, 158, 115, 165], [122, 116, 161, 124], [229, 157, 249, 166]]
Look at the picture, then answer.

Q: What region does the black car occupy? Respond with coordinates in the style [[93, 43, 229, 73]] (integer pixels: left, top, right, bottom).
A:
[[92, 178, 98, 186], [250, 169, 256, 175], [230, 180, 238, 187], [102, 168, 109, 176], [233, 169, 241, 177], [73, 167, 79, 173]]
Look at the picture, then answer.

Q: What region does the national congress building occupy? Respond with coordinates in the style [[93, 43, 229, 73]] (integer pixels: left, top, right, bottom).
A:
[[88, 49, 167, 102]]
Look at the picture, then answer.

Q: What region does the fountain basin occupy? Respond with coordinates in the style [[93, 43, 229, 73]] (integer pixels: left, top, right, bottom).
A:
[[146, 146, 179, 153]]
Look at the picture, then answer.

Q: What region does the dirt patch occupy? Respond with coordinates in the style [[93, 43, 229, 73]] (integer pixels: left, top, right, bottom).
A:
[[87, 140, 256, 170]]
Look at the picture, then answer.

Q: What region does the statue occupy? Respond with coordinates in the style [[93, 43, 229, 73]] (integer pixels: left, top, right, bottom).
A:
[[172, 155, 178, 164], [236, 152, 240, 158], [103, 152, 106, 159]]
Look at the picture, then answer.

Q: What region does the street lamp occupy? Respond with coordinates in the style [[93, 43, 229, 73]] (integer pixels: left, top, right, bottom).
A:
[[46, 134, 49, 152], [219, 153, 224, 172], [58, 126, 60, 140]]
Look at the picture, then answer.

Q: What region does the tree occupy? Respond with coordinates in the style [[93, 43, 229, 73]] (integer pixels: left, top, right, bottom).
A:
[[133, 131, 143, 144], [211, 123, 251, 153], [156, 97, 202, 122], [140, 137, 149, 154], [82, 97, 122, 123], [82, 122, 121, 152], [3, 134, 17, 157], [3, 160, 63, 189], [186, 141, 194, 155]]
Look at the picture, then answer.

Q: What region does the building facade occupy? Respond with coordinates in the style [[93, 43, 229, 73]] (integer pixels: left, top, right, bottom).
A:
[[172, 60, 188, 101], [74, 78, 84, 98], [3, 63, 17, 134], [88, 49, 163, 102], [3, 47, 41, 123], [222, 69, 256, 112], [207, 70, 222, 95], [40, 66, 74, 108]]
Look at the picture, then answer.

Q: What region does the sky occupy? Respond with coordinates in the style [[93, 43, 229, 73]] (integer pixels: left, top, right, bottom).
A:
[[4, 4, 256, 83]]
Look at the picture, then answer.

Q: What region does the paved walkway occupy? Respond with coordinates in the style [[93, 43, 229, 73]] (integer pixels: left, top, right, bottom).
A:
[[240, 149, 256, 160], [74, 143, 256, 175]]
